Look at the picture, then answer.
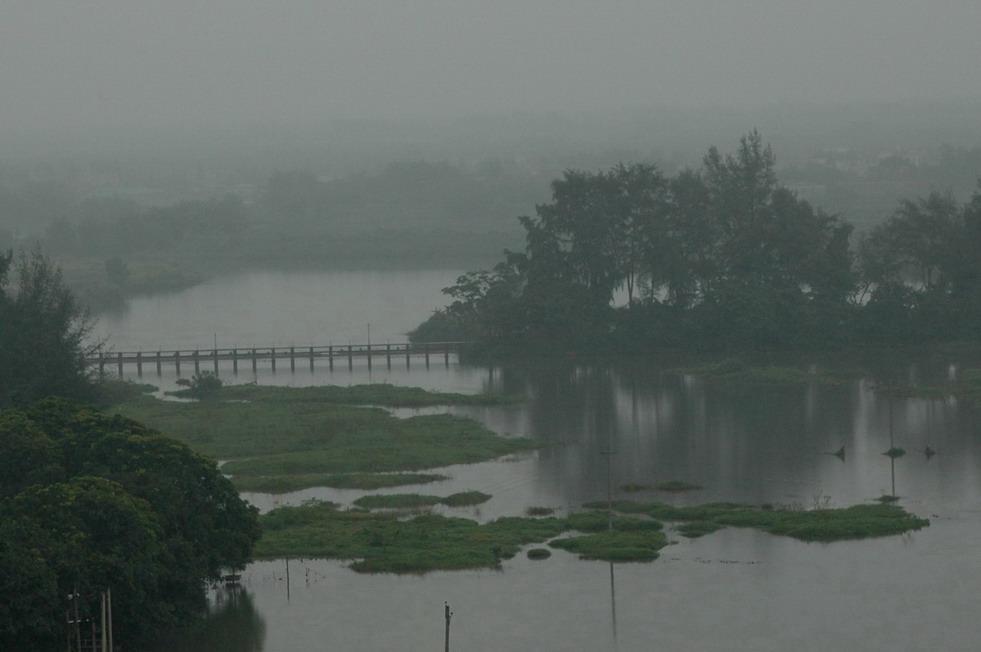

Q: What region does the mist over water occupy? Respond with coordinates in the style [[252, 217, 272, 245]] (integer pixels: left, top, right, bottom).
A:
[[93, 269, 462, 352]]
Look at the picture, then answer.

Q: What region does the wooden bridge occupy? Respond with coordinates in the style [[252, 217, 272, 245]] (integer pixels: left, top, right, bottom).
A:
[[86, 342, 471, 377]]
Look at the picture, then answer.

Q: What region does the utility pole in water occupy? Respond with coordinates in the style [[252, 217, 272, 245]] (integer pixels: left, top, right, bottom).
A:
[[444, 602, 453, 652]]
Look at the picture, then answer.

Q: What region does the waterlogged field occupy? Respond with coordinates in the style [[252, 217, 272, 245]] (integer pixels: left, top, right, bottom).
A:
[[112, 384, 535, 493], [253, 499, 926, 572]]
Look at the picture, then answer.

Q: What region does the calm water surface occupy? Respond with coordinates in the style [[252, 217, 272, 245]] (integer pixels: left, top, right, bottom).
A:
[[97, 270, 981, 651]]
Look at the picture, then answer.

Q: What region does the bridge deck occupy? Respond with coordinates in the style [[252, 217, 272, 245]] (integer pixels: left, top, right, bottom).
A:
[[87, 342, 470, 375]]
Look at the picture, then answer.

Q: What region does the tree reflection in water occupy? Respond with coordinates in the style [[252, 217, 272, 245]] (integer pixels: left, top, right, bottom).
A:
[[148, 587, 266, 652]]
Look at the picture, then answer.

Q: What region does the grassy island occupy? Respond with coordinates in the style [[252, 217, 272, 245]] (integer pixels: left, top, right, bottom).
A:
[[111, 383, 535, 492], [254, 499, 929, 573]]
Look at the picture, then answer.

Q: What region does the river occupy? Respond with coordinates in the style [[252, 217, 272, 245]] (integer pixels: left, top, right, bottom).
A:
[[93, 269, 981, 652]]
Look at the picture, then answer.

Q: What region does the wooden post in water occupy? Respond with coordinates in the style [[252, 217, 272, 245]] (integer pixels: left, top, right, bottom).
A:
[[444, 602, 452, 652], [233, 349, 238, 374], [386, 343, 392, 370], [271, 347, 277, 372], [290, 346, 296, 373], [193, 350, 200, 375], [156, 350, 162, 376], [328, 345, 334, 371], [251, 348, 257, 373], [406, 343, 411, 369], [213, 348, 219, 374], [366, 343, 372, 370], [347, 345, 353, 371], [309, 346, 315, 372], [136, 351, 143, 377], [425, 343, 430, 368], [444, 344, 450, 367], [175, 351, 181, 376]]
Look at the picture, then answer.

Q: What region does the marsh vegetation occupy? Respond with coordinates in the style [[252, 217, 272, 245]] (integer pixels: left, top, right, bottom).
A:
[[111, 383, 536, 493]]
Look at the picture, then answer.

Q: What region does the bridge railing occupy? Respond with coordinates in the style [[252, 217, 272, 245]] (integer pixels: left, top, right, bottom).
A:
[[86, 341, 473, 375]]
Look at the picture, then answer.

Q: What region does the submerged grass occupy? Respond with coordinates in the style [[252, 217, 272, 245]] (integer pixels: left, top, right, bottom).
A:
[[255, 502, 570, 573], [112, 389, 539, 489], [353, 491, 492, 510], [593, 500, 929, 543], [231, 472, 448, 493], [549, 531, 667, 562], [255, 498, 929, 573], [175, 382, 523, 407]]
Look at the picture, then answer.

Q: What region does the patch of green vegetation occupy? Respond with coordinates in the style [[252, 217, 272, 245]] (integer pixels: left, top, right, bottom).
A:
[[255, 502, 570, 573], [231, 473, 447, 493], [549, 531, 667, 562], [527, 548, 552, 560], [254, 498, 929, 572], [92, 378, 158, 406], [440, 490, 492, 507], [352, 491, 492, 510], [595, 500, 929, 543], [525, 506, 556, 517], [875, 495, 901, 503], [354, 494, 442, 509], [566, 510, 663, 533], [198, 383, 522, 407], [112, 393, 538, 489]]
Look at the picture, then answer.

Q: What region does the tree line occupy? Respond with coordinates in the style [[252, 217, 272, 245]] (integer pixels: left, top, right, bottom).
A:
[[411, 131, 981, 351]]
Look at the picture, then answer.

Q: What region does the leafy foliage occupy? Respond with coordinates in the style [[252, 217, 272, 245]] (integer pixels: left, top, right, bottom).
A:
[[412, 132, 857, 351], [174, 371, 224, 399], [0, 400, 260, 649], [0, 249, 97, 408]]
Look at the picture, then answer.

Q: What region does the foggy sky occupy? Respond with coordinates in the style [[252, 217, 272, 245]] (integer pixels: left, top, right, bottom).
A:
[[2, 1, 981, 136]]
